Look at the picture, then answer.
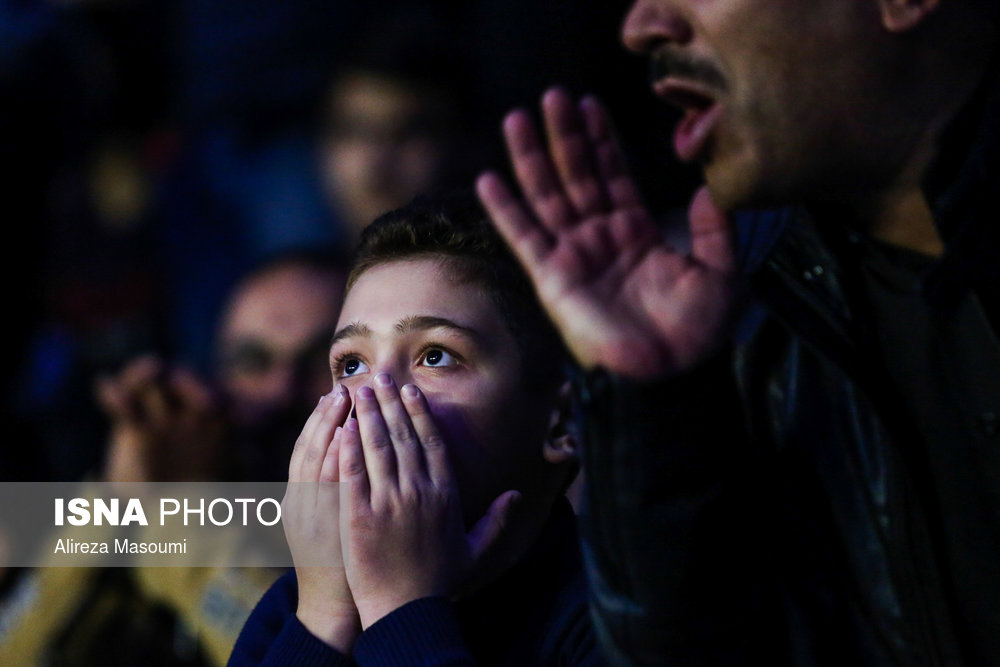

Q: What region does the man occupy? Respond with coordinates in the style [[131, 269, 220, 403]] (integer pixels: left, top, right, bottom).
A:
[[229, 195, 600, 665], [99, 248, 348, 484], [477, 0, 1000, 664]]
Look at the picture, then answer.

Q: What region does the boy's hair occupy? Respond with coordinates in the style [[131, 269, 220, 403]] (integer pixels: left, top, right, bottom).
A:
[[347, 192, 567, 391]]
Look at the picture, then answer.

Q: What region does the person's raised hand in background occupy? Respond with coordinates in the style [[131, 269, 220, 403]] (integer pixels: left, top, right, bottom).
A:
[[477, 88, 738, 380], [95, 355, 226, 482]]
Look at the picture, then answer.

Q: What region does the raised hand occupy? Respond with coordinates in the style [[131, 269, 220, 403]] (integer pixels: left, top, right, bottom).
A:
[[282, 384, 361, 652], [95, 355, 226, 482], [339, 375, 519, 629], [476, 87, 738, 379]]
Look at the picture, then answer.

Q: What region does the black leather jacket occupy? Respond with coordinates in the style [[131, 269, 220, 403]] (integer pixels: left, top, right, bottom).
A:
[[576, 57, 1000, 667]]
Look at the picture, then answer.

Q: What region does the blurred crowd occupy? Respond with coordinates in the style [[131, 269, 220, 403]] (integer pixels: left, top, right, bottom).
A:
[[1, 0, 692, 485], [1, 3, 697, 664]]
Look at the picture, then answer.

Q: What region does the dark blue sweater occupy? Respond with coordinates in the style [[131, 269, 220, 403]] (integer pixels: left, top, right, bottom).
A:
[[227, 499, 603, 666]]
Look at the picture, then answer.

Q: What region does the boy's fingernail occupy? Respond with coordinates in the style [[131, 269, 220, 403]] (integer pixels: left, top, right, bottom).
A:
[[345, 418, 359, 432], [357, 385, 375, 401], [333, 425, 343, 439], [333, 386, 346, 405], [374, 373, 392, 387], [401, 384, 420, 399]]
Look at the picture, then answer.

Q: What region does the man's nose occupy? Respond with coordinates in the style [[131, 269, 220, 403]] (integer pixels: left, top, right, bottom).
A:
[[261, 363, 298, 407], [621, 0, 693, 54]]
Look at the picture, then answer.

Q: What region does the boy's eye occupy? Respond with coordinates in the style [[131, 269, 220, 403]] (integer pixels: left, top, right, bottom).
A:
[[421, 348, 456, 368], [341, 357, 370, 377]]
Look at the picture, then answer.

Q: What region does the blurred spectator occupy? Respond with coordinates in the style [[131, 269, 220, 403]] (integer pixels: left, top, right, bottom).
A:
[[316, 9, 491, 244], [96, 247, 349, 484]]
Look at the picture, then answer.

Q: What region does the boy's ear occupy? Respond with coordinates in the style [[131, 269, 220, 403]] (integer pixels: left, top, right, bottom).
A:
[[542, 381, 579, 466], [878, 0, 940, 33]]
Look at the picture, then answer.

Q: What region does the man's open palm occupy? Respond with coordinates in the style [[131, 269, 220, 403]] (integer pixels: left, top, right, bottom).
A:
[[476, 88, 737, 379]]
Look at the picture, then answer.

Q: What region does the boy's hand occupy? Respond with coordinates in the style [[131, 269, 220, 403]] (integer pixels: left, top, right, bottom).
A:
[[283, 384, 361, 652], [476, 87, 738, 380], [340, 374, 519, 629], [95, 355, 226, 482]]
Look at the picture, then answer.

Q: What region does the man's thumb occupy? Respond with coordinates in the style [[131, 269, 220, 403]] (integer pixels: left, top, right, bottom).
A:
[[688, 184, 734, 273]]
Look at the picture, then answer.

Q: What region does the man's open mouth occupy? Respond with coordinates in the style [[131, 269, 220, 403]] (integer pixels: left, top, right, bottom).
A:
[[653, 78, 722, 162]]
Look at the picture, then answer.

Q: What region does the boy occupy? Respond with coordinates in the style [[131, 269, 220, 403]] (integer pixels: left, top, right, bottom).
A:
[[229, 194, 601, 665]]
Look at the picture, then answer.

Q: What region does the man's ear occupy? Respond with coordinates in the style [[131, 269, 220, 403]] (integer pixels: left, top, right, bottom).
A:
[[542, 380, 579, 467], [878, 0, 940, 33]]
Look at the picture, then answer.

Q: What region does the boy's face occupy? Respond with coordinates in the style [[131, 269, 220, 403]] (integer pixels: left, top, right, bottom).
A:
[[329, 257, 555, 523]]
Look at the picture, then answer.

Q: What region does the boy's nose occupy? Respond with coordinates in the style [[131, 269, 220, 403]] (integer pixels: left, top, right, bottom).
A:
[[369, 368, 414, 391]]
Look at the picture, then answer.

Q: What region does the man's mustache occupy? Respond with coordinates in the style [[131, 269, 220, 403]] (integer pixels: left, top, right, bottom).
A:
[[650, 49, 727, 92]]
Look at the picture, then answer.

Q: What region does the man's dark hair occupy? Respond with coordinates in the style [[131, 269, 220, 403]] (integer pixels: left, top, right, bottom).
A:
[[348, 192, 567, 391]]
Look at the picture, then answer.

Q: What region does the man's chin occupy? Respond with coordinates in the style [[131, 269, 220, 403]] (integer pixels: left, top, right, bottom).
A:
[[701, 164, 746, 211], [703, 163, 788, 214]]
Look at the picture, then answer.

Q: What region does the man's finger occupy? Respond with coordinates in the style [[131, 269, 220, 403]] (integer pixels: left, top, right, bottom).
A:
[[134, 382, 173, 427], [476, 172, 553, 275], [688, 185, 735, 274], [579, 95, 646, 210], [542, 87, 608, 217], [502, 108, 577, 231], [94, 375, 130, 420], [168, 367, 217, 414], [119, 355, 164, 388]]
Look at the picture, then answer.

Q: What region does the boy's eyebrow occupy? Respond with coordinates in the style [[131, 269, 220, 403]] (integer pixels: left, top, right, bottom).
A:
[[395, 315, 480, 339], [330, 322, 372, 347], [329, 316, 480, 348]]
